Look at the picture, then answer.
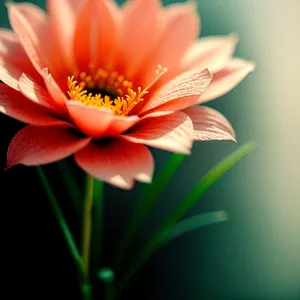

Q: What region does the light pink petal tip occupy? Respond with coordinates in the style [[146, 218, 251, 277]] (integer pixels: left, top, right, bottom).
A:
[[200, 58, 256, 103], [140, 68, 212, 113], [182, 33, 239, 73], [75, 139, 154, 190], [122, 111, 194, 154], [6, 125, 91, 169], [183, 106, 236, 141], [0, 84, 69, 126], [6, 2, 50, 74]]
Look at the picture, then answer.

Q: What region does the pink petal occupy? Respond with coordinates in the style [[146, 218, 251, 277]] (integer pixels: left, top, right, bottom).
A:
[[121, 0, 161, 77], [0, 83, 69, 126], [0, 29, 41, 83], [141, 2, 200, 85], [75, 139, 154, 190], [139, 68, 212, 113], [47, 0, 84, 71], [200, 58, 256, 103], [183, 106, 236, 141], [7, 2, 50, 74], [182, 34, 239, 73], [18, 73, 56, 109], [66, 101, 139, 138], [42, 68, 68, 108], [0, 58, 21, 90], [122, 111, 193, 154], [74, 0, 120, 70], [6, 125, 91, 169]]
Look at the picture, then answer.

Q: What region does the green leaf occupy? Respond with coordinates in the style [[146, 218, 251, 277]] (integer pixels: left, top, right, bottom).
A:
[[165, 211, 228, 242], [114, 153, 187, 270], [116, 141, 257, 295], [57, 160, 83, 214], [36, 166, 87, 298], [90, 179, 104, 276]]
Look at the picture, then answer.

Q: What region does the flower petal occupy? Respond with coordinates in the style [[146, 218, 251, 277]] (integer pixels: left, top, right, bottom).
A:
[[139, 68, 212, 113], [0, 29, 41, 83], [200, 58, 256, 103], [183, 106, 236, 141], [74, 0, 120, 70], [182, 34, 239, 73], [0, 83, 68, 126], [121, 0, 161, 77], [66, 101, 139, 137], [42, 68, 68, 108], [7, 2, 50, 74], [18, 73, 56, 109], [122, 111, 193, 154], [47, 0, 84, 71], [141, 2, 200, 85], [75, 139, 154, 190], [6, 125, 91, 169]]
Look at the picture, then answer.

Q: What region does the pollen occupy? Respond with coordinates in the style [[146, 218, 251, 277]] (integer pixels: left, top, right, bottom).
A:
[[67, 65, 168, 116]]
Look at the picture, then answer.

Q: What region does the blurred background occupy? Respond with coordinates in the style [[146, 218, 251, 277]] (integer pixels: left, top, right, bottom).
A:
[[1, 0, 299, 299]]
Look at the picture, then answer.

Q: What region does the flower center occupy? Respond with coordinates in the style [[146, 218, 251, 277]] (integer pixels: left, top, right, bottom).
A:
[[67, 65, 167, 116]]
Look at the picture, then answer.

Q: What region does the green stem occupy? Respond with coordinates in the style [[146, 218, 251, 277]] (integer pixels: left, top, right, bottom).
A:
[[81, 174, 94, 279], [114, 153, 186, 270], [105, 282, 115, 300], [36, 167, 87, 298], [57, 160, 83, 214]]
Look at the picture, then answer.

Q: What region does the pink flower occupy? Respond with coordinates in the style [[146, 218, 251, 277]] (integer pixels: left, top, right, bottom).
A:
[[0, 0, 255, 189]]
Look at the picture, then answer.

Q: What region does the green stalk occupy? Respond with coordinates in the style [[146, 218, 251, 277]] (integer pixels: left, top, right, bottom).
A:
[[81, 174, 94, 279], [36, 167, 88, 298], [114, 153, 186, 270]]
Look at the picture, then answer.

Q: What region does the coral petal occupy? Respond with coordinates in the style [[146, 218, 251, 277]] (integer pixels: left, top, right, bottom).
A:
[[75, 139, 154, 190], [182, 34, 239, 73], [142, 2, 199, 85], [200, 58, 256, 102], [7, 2, 50, 74], [6, 125, 91, 168], [183, 106, 236, 141], [0, 84, 68, 126], [140, 68, 212, 113], [122, 111, 193, 154]]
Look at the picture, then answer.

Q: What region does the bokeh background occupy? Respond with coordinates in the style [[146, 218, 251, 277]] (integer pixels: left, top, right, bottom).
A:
[[1, 0, 300, 299]]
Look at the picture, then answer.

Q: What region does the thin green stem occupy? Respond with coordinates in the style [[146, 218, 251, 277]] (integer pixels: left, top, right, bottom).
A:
[[57, 160, 83, 214], [37, 166, 83, 271], [36, 166, 88, 299], [81, 174, 94, 279], [105, 282, 115, 300], [114, 153, 186, 270]]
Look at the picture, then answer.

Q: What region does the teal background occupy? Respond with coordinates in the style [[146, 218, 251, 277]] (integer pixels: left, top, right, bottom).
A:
[[1, 0, 299, 299]]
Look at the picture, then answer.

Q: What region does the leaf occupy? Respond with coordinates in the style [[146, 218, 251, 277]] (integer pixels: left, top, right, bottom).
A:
[[116, 141, 257, 295], [114, 153, 187, 270], [165, 211, 228, 242]]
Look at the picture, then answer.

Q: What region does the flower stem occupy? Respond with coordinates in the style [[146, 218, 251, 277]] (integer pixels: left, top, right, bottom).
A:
[[36, 166, 87, 298], [81, 174, 94, 279]]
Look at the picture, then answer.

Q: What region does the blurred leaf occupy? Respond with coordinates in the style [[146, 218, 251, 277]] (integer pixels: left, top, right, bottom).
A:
[[114, 153, 186, 270], [90, 179, 104, 276], [164, 211, 228, 242], [98, 268, 115, 283], [116, 141, 257, 294], [57, 160, 83, 214]]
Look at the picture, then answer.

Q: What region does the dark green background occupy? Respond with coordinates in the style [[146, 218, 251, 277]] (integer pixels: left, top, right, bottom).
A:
[[1, 0, 299, 299]]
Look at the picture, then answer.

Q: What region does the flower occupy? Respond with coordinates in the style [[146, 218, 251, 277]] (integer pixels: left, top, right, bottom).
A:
[[0, 0, 255, 189]]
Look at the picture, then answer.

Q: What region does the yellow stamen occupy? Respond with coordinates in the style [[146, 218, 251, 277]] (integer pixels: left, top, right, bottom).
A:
[[67, 66, 167, 116]]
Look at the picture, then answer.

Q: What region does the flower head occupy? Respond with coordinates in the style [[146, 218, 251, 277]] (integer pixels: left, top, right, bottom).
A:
[[0, 0, 255, 189]]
